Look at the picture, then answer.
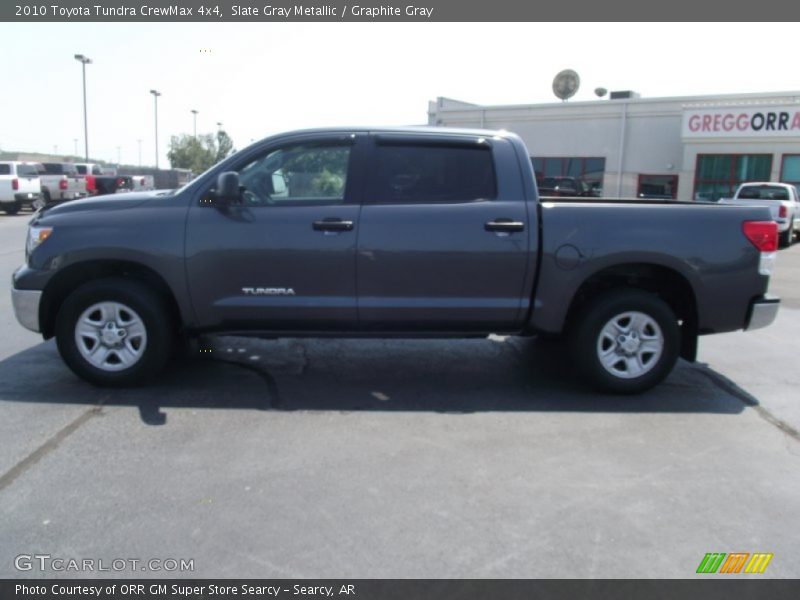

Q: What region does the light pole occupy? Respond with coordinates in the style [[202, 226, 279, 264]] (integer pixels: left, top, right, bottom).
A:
[[74, 54, 92, 161], [191, 109, 198, 139], [150, 89, 161, 168]]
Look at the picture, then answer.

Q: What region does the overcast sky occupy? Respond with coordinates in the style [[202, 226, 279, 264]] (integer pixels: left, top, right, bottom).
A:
[[1, 22, 798, 166]]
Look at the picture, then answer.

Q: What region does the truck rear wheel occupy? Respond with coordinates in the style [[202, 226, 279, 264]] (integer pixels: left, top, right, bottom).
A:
[[55, 278, 173, 387], [570, 289, 679, 394], [3, 201, 21, 215], [779, 228, 792, 248]]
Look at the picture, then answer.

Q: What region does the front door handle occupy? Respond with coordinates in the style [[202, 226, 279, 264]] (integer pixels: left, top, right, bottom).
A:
[[313, 218, 354, 232], [485, 219, 525, 233]]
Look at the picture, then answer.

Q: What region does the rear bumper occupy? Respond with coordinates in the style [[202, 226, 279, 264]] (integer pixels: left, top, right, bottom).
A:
[[11, 288, 42, 333], [11, 192, 42, 204], [745, 295, 780, 331]]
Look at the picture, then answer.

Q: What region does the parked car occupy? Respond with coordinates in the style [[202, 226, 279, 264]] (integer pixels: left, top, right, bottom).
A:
[[720, 182, 800, 247], [87, 175, 134, 196], [537, 176, 591, 197], [37, 162, 87, 206], [74, 163, 104, 177], [12, 127, 779, 393], [0, 161, 42, 214], [129, 175, 155, 192]]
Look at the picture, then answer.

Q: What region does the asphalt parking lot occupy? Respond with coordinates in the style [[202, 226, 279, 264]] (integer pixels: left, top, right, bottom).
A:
[[0, 211, 798, 579]]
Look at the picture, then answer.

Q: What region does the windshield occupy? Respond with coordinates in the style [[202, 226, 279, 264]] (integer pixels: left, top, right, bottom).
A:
[[738, 185, 790, 200]]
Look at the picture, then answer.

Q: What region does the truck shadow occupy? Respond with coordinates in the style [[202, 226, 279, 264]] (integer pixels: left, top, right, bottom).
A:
[[0, 336, 751, 425]]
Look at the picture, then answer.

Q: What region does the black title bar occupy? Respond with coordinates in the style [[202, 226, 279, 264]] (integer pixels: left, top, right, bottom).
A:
[[3, 580, 800, 600], [2, 0, 800, 21]]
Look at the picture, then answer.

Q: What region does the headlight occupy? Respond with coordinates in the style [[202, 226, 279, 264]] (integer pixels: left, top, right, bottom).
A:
[[27, 226, 53, 255]]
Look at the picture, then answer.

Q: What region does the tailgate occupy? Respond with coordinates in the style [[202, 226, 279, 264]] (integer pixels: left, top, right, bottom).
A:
[[17, 176, 40, 194], [722, 198, 780, 219]]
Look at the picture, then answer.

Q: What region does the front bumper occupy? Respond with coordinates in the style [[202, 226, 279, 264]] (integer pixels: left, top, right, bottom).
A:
[[745, 295, 780, 331], [12, 288, 42, 333]]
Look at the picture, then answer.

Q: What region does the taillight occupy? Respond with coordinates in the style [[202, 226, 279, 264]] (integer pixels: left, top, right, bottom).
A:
[[743, 221, 778, 252], [743, 221, 778, 276], [778, 205, 787, 218], [12, 178, 19, 191], [86, 175, 96, 192], [59, 178, 68, 190]]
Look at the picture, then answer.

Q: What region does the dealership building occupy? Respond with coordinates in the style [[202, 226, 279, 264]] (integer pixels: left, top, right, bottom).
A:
[[427, 91, 800, 201]]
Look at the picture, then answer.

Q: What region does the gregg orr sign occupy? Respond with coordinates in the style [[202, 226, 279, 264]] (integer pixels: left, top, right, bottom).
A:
[[683, 106, 800, 138]]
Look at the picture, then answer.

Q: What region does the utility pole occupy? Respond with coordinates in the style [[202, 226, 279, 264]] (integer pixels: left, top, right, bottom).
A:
[[150, 89, 161, 168], [74, 54, 92, 160]]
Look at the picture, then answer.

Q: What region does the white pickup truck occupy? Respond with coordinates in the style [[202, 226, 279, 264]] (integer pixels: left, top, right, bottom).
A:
[[37, 162, 87, 206], [0, 161, 42, 214], [720, 182, 800, 247]]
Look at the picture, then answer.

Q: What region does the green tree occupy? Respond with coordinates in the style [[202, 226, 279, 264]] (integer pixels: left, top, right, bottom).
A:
[[168, 129, 236, 173], [215, 130, 235, 163]]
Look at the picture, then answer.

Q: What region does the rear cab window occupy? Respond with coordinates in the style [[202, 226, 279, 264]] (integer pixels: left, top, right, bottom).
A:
[[738, 185, 790, 200], [16, 164, 39, 177], [0, 164, 10, 176]]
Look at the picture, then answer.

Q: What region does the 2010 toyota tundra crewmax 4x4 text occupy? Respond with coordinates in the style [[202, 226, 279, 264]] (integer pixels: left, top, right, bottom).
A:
[[11, 128, 781, 393]]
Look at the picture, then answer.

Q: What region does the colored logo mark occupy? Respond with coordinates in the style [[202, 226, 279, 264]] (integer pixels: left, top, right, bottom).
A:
[[696, 553, 773, 574]]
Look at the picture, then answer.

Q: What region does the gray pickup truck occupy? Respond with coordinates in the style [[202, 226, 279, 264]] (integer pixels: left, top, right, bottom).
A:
[[11, 127, 781, 393]]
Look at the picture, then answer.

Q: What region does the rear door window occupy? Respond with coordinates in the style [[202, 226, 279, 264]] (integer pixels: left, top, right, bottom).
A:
[[368, 142, 496, 203]]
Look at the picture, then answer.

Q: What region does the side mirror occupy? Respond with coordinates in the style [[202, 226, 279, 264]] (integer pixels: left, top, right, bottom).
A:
[[215, 172, 240, 205]]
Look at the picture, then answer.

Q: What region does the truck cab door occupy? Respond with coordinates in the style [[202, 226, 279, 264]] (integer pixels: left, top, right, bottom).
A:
[[185, 134, 364, 331], [356, 134, 535, 332]]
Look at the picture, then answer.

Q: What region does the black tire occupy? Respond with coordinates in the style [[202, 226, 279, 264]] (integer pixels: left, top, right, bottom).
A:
[[570, 288, 680, 394], [3, 201, 21, 215], [55, 278, 174, 387], [779, 228, 791, 248]]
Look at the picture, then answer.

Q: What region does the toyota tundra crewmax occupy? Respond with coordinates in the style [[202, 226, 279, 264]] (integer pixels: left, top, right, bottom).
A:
[[11, 127, 781, 393]]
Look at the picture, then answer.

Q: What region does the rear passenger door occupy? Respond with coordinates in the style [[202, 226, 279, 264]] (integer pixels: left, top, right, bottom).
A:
[[356, 134, 532, 331]]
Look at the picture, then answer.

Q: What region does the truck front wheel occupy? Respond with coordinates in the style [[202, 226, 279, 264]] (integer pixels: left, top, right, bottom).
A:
[[570, 289, 680, 394], [55, 278, 174, 387]]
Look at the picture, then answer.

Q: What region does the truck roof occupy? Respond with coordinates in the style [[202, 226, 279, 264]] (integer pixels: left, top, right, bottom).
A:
[[260, 125, 516, 139]]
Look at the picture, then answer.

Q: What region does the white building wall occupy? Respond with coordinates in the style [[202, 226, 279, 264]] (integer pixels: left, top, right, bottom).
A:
[[428, 92, 800, 201]]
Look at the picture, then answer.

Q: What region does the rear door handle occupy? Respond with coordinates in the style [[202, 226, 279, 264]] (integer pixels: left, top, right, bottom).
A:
[[485, 219, 525, 233], [313, 218, 354, 232]]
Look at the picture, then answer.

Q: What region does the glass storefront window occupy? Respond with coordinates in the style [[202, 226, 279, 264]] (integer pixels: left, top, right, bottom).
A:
[[694, 154, 772, 201], [781, 155, 800, 195], [531, 156, 606, 197], [638, 175, 678, 199]]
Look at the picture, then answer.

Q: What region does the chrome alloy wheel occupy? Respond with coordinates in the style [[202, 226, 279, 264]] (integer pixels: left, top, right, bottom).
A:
[[74, 302, 148, 371], [596, 311, 664, 379]]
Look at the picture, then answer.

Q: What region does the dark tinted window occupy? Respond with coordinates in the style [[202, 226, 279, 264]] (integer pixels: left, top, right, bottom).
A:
[[75, 165, 87, 175], [371, 144, 496, 203], [0, 164, 10, 175], [42, 163, 65, 174], [738, 185, 789, 200], [16, 164, 38, 177]]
